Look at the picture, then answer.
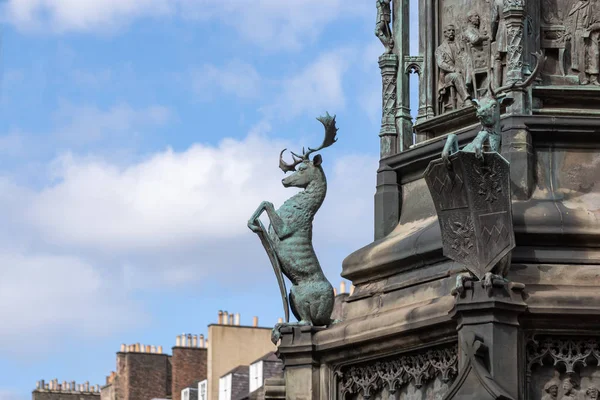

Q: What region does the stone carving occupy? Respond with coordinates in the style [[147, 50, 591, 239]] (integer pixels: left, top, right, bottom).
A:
[[491, 0, 508, 87], [247, 113, 339, 344], [375, 0, 394, 54], [526, 335, 600, 400], [542, 0, 561, 24], [379, 54, 399, 158], [436, 24, 472, 111], [566, 0, 600, 85], [443, 333, 513, 399], [462, 11, 491, 98], [335, 345, 458, 399], [543, 379, 560, 400], [441, 51, 543, 166]]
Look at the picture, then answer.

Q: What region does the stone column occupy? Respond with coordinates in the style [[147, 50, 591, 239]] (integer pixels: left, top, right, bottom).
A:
[[503, 0, 527, 114], [417, 0, 435, 122], [374, 164, 400, 240], [277, 326, 325, 400], [392, 0, 413, 152], [444, 282, 527, 399], [379, 54, 399, 158]]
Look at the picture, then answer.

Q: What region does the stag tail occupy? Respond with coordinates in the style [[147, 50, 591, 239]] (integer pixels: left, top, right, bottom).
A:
[[491, 51, 545, 96], [278, 112, 339, 172]]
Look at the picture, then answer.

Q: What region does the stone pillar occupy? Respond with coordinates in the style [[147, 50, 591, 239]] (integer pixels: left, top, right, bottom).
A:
[[503, 0, 527, 114], [502, 126, 534, 200], [392, 0, 413, 152], [374, 164, 400, 240], [379, 54, 399, 158], [277, 326, 325, 400], [444, 282, 527, 399]]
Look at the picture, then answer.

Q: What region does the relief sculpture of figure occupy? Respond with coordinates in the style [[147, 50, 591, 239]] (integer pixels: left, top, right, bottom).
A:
[[248, 113, 340, 345], [462, 11, 490, 94], [436, 24, 472, 108], [542, 379, 560, 400], [375, 0, 394, 54], [587, 387, 599, 400], [491, 0, 508, 87], [561, 377, 578, 400], [566, 0, 600, 85]]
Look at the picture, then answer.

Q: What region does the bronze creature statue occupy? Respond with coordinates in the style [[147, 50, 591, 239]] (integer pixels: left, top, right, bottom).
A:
[[442, 51, 544, 291], [442, 51, 544, 169], [248, 113, 339, 344]]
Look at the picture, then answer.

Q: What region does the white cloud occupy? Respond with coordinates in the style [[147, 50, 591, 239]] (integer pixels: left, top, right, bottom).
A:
[[52, 102, 172, 146], [264, 48, 355, 119], [0, 250, 143, 357], [191, 61, 261, 100], [2, 0, 369, 50]]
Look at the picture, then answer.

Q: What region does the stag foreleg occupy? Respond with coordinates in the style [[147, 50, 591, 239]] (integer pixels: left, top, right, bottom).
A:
[[469, 130, 490, 161], [248, 201, 292, 240], [442, 134, 459, 169]]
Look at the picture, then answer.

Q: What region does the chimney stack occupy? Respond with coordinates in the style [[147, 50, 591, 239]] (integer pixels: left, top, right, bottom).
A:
[[340, 281, 346, 294], [253, 316, 258, 327]]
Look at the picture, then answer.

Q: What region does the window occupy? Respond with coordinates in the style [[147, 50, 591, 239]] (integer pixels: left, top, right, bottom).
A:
[[218, 374, 231, 400], [249, 361, 263, 393], [182, 388, 190, 400], [198, 380, 207, 400]]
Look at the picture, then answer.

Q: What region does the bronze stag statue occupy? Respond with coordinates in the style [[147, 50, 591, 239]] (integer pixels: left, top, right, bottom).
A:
[[248, 113, 339, 344]]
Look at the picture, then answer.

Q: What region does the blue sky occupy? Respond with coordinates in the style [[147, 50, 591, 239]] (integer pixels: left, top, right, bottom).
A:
[[0, 1, 419, 399]]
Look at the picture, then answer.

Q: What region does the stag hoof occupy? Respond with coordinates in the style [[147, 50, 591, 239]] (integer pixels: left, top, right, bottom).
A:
[[452, 272, 476, 296], [247, 220, 262, 233], [482, 272, 509, 289]]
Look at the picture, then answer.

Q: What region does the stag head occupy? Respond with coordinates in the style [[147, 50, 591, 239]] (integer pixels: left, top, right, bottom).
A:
[[472, 51, 544, 128], [278, 112, 338, 188]]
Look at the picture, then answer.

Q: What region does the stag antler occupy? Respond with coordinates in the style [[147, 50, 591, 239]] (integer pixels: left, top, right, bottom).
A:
[[279, 149, 303, 173], [278, 112, 339, 172], [490, 51, 545, 96]]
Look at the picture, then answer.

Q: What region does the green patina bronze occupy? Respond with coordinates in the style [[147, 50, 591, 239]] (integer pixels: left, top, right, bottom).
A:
[[248, 113, 339, 344], [441, 51, 544, 169]]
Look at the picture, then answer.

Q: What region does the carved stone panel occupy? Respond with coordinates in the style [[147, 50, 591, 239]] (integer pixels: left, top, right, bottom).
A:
[[527, 335, 600, 400], [335, 345, 458, 399]]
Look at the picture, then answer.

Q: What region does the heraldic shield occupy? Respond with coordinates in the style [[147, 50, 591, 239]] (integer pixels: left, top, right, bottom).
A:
[[424, 151, 515, 280]]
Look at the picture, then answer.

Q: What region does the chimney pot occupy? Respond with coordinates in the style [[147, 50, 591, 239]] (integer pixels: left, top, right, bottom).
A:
[[235, 313, 240, 325], [45, 384, 49, 390], [120, 343, 126, 352], [333, 288, 338, 296], [187, 333, 192, 347], [176, 335, 181, 347], [252, 316, 258, 327], [199, 334, 205, 348], [278, 317, 283, 323], [146, 345, 151, 352], [140, 344, 145, 353], [40, 380, 45, 390], [223, 311, 229, 325], [85, 382, 89, 392], [192, 335, 198, 347], [205, 339, 209, 348], [158, 345, 163, 354], [340, 281, 346, 293], [218, 310, 223, 324], [63, 381, 67, 391]]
